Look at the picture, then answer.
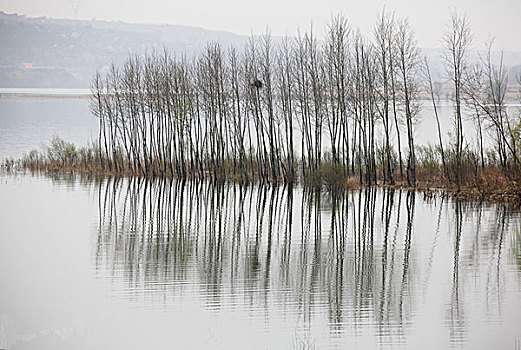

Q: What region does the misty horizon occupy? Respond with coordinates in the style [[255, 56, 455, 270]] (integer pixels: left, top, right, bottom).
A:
[[2, 0, 521, 52], [2, 9, 521, 54]]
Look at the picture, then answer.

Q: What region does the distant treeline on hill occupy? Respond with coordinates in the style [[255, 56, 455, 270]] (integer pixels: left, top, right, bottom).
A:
[[1, 11, 521, 90], [0, 11, 245, 88]]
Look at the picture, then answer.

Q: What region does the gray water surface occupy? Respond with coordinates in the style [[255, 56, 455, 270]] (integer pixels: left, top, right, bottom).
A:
[[0, 96, 98, 160], [0, 174, 520, 349]]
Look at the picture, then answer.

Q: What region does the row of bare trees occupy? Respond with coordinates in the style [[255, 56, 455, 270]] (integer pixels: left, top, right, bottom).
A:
[[90, 10, 521, 186]]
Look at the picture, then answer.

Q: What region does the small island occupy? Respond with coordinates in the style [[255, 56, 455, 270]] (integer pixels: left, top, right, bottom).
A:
[[5, 11, 519, 205]]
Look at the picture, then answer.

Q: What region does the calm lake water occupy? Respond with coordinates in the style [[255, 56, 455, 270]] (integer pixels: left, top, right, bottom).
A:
[[0, 94, 521, 349], [0, 96, 97, 160], [0, 175, 520, 349]]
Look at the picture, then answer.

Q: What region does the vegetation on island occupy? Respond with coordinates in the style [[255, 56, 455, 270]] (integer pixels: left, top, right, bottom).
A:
[[8, 10, 521, 203]]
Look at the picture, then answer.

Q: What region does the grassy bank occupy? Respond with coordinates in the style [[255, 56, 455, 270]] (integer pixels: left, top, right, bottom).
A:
[[3, 136, 520, 206]]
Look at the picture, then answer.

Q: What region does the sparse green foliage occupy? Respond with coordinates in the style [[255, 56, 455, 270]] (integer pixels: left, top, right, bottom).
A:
[[305, 162, 347, 189], [47, 136, 77, 165]]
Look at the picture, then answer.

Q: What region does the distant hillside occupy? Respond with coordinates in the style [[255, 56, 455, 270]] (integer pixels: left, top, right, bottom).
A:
[[0, 11, 246, 88], [1, 11, 521, 90]]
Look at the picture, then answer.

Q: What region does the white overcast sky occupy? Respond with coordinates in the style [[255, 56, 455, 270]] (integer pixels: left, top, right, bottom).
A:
[[1, 0, 520, 51]]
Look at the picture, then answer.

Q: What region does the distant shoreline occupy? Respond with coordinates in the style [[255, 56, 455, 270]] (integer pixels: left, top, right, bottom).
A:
[[0, 88, 91, 99], [1, 89, 520, 105]]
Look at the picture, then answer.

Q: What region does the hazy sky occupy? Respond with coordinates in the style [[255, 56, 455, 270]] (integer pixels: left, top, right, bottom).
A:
[[1, 0, 521, 51]]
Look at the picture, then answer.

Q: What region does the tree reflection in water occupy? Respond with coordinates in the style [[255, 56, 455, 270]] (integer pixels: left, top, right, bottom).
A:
[[93, 178, 521, 347]]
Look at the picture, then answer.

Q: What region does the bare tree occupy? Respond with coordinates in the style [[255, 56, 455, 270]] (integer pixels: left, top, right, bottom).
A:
[[443, 10, 472, 187], [395, 18, 420, 187], [325, 14, 351, 169], [277, 35, 296, 181], [463, 40, 521, 167], [374, 9, 396, 184], [423, 57, 450, 180]]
